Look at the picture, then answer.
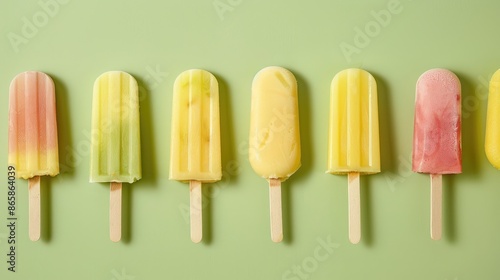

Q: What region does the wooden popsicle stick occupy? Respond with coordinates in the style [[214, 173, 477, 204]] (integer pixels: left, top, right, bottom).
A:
[[430, 174, 442, 240], [269, 178, 283, 243], [28, 176, 41, 241], [348, 172, 361, 244], [190, 180, 203, 243], [110, 182, 122, 242]]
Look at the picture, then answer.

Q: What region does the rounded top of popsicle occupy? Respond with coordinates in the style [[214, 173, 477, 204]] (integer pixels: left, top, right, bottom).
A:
[[489, 69, 500, 92], [175, 69, 217, 81], [331, 68, 376, 88], [9, 71, 54, 94], [173, 69, 218, 94], [254, 66, 294, 76], [94, 71, 137, 85], [416, 68, 460, 96], [492, 69, 500, 80], [11, 71, 52, 79], [253, 66, 296, 92]]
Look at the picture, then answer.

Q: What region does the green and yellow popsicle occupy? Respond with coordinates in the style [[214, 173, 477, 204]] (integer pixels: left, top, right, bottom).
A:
[[90, 71, 141, 242]]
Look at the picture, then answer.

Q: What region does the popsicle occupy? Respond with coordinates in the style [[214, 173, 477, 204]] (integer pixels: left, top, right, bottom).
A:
[[90, 71, 141, 242], [8, 71, 59, 241], [412, 68, 461, 240], [485, 69, 500, 168], [169, 69, 221, 243], [327, 68, 380, 244], [249, 66, 301, 243]]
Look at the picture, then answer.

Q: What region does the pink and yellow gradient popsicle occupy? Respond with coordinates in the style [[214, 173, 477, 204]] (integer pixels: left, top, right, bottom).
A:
[[412, 68, 462, 240], [8, 71, 59, 241]]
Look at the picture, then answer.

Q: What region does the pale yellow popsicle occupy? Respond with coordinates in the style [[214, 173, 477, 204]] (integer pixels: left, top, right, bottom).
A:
[[169, 69, 221, 243], [486, 69, 500, 169], [327, 68, 380, 244], [249, 66, 301, 180], [169, 69, 221, 182], [249, 66, 301, 243]]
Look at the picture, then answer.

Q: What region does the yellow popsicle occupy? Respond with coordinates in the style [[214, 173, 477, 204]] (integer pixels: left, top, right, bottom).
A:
[[486, 69, 500, 169], [169, 69, 221, 182], [327, 68, 380, 244], [249, 66, 301, 180], [169, 69, 221, 243], [327, 68, 380, 174], [249, 66, 301, 243]]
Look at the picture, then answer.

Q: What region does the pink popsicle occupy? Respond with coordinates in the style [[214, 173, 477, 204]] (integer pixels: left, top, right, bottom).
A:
[[8, 71, 59, 241], [412, 68, 461, 240], [413, 69, 462, 174]]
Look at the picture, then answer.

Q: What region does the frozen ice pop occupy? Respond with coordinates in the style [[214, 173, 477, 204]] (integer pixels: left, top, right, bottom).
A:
[[485, 69, 500, 169], [327, 68, 380, 244], [90, 71, 141, 242], [412, 68, 461, 240], [249, 66, 300, 242], [8, 71, 59, 241], [169, 69, 221, 243]]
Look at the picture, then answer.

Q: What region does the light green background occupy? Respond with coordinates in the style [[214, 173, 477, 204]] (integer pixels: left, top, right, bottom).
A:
[[0, 0, 499, 279]]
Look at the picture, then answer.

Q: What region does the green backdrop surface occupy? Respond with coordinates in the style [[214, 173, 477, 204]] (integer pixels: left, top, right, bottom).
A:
[[0, 0, 499, 279]]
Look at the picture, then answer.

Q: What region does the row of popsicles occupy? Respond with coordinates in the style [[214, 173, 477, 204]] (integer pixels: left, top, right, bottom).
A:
[[7, 67, 499, 244]]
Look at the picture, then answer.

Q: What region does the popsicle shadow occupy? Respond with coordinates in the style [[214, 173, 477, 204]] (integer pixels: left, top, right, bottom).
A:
[[440, 72, 479, 243], [361, 176, 373, 246], [360, 72, 395, 246], [455, 72, 481, 176], [40, 74, 72, 242], [372, 73, 397, 190], [443, 175, 456, 242], [281, 180, 294, 244], [133, 75, 158, 186], [214, 73, 238, 184], [122, 183, 132, 243], [280, 69, 313, 244], [198, 72, 235, 244], [291, 70, 313, 182], [202, 186, 213, 244], [105, 74, 156, 243], [51, 74, 74, 178], [41, 178, 52, 242]]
